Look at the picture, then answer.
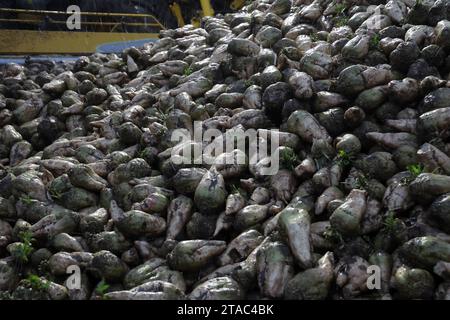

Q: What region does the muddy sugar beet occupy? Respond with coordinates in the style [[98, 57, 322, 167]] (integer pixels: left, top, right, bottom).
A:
[[1, 0, 450, 300]]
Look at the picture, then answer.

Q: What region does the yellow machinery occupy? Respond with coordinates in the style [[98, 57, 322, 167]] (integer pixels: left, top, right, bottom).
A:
[[0, 0, 246, 55], [0, 8, 164, 54]]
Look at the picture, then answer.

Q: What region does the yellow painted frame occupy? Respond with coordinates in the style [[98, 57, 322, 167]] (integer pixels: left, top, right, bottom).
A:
[[0, 29, 160, 54]]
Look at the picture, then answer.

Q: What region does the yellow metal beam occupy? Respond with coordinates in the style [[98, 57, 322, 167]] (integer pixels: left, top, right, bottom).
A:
[[199, 0, 215, 17], [170, 3, 185, 27], [0, 29, 159, 55]]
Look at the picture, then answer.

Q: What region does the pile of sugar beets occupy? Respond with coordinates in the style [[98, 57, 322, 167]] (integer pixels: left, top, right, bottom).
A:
[[1, 0, 450, 300]]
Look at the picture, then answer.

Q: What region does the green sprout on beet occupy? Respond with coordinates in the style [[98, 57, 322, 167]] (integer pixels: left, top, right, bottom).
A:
[[14, 230, 35, 264], [280, 148, 299, 171], [96, 279, 110, 300]]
